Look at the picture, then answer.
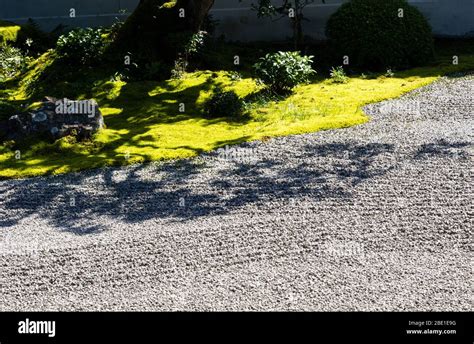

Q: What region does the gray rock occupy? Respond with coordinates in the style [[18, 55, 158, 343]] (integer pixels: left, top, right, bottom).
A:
[[32, 112, 47, 122], [0, 97, 104, 142]]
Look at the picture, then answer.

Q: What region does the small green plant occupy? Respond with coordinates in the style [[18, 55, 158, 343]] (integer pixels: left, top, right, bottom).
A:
[[204, 88, 244, 118], [171, 58, 188, 79], [168, 30, 207, 75], [253, 51, 315, 94], [0, 45, 28, 81], [184, 31, 206, 57], [228, 71, 243, 81], [2, 140, 16, 150], [56, 28, 107, 65], [385, 69, 395, 78], [360, 71, 377, 80], [330, 66, 348, 83]]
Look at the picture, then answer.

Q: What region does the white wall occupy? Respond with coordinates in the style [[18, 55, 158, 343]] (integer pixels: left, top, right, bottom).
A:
[[1, 0, 473, 38]]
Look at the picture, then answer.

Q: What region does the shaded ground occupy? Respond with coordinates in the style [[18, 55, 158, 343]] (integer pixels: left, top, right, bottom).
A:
[[0, 74, 472, 311]]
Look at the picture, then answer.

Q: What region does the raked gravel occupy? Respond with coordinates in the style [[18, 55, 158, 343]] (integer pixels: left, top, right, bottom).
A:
[[0, 74, 472, 311]]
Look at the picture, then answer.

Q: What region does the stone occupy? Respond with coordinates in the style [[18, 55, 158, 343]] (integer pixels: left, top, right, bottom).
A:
[[32, 112, 48, 122], [0, 97, 104, 142]]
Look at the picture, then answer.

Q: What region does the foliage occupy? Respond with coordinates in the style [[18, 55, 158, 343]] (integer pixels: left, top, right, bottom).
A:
[[107, 18, 125, 42], [171, 58, 188, 79], [0, 45, 29, 81], [251, 0, 325, 47], [56, 28, 108, 65], [205, 88, 244, 118], [166, 30, 208, 76], [253, 51, 315, 93], [184, 30, 206, 56], [326, 0, 434, 70], [329, 66, 348, 83]]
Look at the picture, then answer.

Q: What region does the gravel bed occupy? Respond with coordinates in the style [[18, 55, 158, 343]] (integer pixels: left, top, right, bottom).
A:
[[0, 74, 472, 311]]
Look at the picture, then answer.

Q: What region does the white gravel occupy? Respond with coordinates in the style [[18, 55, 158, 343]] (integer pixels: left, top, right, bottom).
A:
[[0, 74, 472, 311]]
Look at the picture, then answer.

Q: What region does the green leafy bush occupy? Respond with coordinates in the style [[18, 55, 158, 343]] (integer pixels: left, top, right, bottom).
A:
[[0, 45, 28, 81], [326, 0, 434, 70], [329, 66, 348, 83], [56, 28, 107, 65], [253, 51, 315, 94], [204, 89, 244, 118]]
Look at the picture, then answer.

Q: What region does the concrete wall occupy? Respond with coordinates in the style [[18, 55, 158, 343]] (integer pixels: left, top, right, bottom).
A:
[[1, 0, 473, 39], [0, 0, 139, 30], [211, 0, 474, 40]]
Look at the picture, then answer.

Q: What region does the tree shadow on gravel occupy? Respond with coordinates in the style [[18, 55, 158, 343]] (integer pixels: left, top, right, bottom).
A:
[[13, 134, 474, 235], [414, 139, 471, 160], [0, 141, 399, 234]]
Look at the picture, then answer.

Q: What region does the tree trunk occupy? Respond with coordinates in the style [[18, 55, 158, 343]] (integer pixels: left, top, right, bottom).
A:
[[112, 0, 215, 63], [177, 0, 215, 31]]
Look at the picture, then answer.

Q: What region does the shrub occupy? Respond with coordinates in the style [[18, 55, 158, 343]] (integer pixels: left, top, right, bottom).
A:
[[253, 51, 315, 94], [0, 45, 28, 81], [56, 28, 107, 65], [204, 89, 244, 118], [329, 66, 349, 83], [326, 0, 434, 70]]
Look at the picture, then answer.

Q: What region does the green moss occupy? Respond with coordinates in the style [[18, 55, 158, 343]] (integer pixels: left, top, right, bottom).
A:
[[0, 20, 21, 45], [1, 52, 474, 179], [160, 1, 177, 9]]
